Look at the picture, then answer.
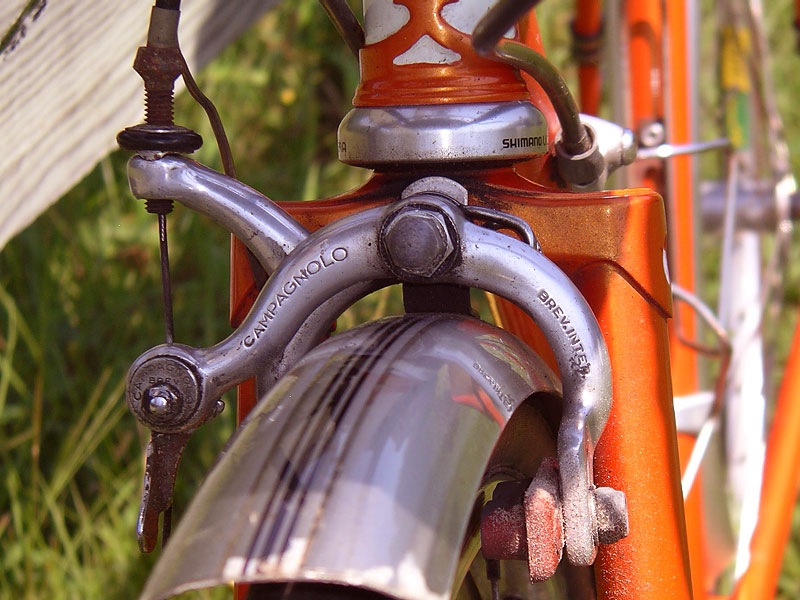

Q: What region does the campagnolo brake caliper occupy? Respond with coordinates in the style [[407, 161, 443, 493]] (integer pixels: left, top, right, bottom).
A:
[[125, 154, 628, 570], [121, 0, 630, 577]]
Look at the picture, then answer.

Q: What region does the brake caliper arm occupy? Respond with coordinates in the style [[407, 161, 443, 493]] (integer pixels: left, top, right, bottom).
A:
[[127, 155, 309, 272]]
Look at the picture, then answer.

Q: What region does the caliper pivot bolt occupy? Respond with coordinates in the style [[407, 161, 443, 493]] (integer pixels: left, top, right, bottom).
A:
[[145, 384, 179, 416], [382, 208, 455, 279], [127, 352, 201, 432]]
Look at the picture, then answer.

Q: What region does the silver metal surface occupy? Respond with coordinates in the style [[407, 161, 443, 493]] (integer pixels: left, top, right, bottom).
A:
[[138, 314, 560, 600], [145, 386, 174, 415], [127, 207, 391, 432], [127, 155, 308, 272], [126, 155, 384, 427], [256, 282, 386, 394], [637, 121, 666, 148], [636, 137, 730, 160], [337, 101, 548, 166], [127, 154, 385, 406], [582, 115, 637, 177], [441, 219, 613, 565], [559, 115, 637, 192], [699, 179, 800, 230], [127, 196, 617, 565]]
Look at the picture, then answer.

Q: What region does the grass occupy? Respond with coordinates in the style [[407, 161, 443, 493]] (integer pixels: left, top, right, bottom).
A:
[[0, 3, 362, 598], [1, 0, 800, 598]]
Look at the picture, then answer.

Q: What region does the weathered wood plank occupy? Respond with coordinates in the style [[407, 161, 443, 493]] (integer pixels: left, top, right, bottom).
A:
[[0, 0, 278, 249]]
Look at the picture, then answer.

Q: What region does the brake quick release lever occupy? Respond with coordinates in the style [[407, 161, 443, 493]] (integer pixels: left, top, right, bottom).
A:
[[138, 432, 191, 552]]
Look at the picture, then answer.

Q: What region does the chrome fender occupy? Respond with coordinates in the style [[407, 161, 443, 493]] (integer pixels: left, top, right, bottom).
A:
[[139, 314, 560, 600]]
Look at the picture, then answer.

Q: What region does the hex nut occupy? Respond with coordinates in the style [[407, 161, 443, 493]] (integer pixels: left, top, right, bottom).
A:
[[382, 208, 455, 279], [133, 46, 182, 89], [594, 486, 629, 544], [145, 384, 179, 417]]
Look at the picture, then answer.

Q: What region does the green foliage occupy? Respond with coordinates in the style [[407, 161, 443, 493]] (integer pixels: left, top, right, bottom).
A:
[[176, 0, 367, 201], [0, 1, 364, 597]]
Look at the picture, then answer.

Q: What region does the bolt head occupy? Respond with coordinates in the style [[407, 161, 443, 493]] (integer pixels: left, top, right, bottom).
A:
[[594, 487, 629, 544], [382, 208, 455, 279], [148, 395, 169, 413], [639, 121, 666, 148], [144, 384, 179, 418]]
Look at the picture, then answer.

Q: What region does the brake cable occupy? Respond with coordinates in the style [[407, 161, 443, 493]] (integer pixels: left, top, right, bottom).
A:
[[116, 0, 247, 552], [318, 0, 364, 58], [471, 0, 590, 156]]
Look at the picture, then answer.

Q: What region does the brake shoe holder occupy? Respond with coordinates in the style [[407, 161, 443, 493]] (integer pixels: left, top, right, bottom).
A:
[[126, 189, 623, 567], [441, 207, 618, 566]]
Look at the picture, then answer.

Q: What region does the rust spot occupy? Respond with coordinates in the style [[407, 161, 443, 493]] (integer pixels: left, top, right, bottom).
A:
[[480, 479, 528, 560]]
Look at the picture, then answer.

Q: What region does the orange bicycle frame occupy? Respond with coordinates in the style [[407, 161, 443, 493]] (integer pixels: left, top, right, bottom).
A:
[[230, 3, 694, 599]]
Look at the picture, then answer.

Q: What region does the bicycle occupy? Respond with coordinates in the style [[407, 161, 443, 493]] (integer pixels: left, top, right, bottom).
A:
[[117, 1, 800, 600]]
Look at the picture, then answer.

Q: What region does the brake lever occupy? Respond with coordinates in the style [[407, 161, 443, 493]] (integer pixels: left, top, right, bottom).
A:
[[138, 430, 192, 552], [130, 365, 225, 552]]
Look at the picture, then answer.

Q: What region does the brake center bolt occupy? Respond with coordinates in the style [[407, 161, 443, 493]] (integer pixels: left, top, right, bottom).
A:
[[382, 207, 456, 279]]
